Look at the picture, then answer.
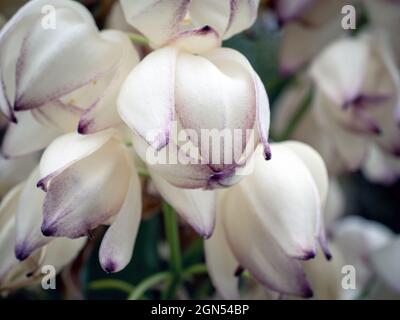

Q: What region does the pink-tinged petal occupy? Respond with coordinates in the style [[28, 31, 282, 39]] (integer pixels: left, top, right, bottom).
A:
[[176, 49, 257, 171], [15, 167, 49, 261], [205, 194, 239, 299], [118, 47, 178, 151], [38, 131, 113, 191], [41, 140, 132, 238], [204, 48, 271, 159], [0, 153, 37, 197], [168, 25, 221, 54], [369, 238, 400, 293], [310, 37, 369, 106], [273, 0, 315, 24], [279, 18, 344, 76], [150, 172, 216, 238], [222, 184, 313, 297], [2, 111, 61, 158], [0, 0, 121, 112], [78, 30, 140, 134], [238, 144, 322, 259], [120, 0, 190, 48], [99, 173, 142, 273]]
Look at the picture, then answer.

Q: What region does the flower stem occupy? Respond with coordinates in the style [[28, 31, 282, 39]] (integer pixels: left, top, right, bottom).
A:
[[183, 264, 208, 279], [162, 202, 183, 299], [89, 279, 134, 295], [128, 272, 170, 300], [127, 33, 149, 46]]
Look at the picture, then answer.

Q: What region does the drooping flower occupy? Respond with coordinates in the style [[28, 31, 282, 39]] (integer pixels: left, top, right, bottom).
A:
[[0, 0, 139, 157], [120, 0, 259, 49], [118, 46, 270, 189], [37, 130, 142, 273], [149, 141, 330, 298], [0, 176, 85, 293], [310, 33, 400, 169]]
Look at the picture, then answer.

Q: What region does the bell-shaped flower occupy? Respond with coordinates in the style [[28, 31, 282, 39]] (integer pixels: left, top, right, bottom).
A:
[[276, 0, 351, 75], [120, 0, 259, 52], [204, 142, 330, 299], [0, 179, 85, 293], [118, 47, 270, 189], [38, 130, 142, 273], [0, 0, 140, 157], [310, 33, 400, 168], [148, 141, 329, 298]]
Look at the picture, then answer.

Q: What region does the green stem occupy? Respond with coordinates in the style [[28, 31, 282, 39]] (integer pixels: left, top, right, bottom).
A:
[[89, 279, 134, 295], [127, 33, 149, 46], [162, 202, 183, 299], [183, 264, 208, 279], [128, 272, 170, 300], [278, 88, 313, 141]]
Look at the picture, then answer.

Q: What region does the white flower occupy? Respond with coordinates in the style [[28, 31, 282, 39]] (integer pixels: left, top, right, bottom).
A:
[[120, 0, 259, 52], [149, 141, 329, 298], [118, 47, 270, 189], [38, 131, 142, 273], [0, 0, 139, 157], [0, 174, 85, 293], [276, 0, 352, 75], [310, 33, 400, 169]]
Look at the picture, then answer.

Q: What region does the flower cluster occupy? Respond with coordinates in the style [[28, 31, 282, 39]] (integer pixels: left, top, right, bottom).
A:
[[0, 0, 398, 301]]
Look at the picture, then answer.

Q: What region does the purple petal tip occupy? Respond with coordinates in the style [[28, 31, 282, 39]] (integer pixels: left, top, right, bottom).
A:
[[15, 244, 31, 261], [41, 224, 57, 237], [102, 260, 117, 273]]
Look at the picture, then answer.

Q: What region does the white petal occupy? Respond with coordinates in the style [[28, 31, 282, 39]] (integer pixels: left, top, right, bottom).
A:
[[2, 111, 61, 157], [238, 144, 321, 259], [15, 167, 49, 261], [118, 47, 178, 150], [175, 49, 257, 170], [41, 139, 132, 238], [205, 194, 239, 299], [0, 153, 37, 197], [190, 0, 259, 40], [222, 184, 313, 297], [310, 37, 370, 105], [0, 0, 121, 112], [281, 141, 329, 204], [150, 172, 216, 238], [38, 131, 113, 190], [0, 185, 22, 282], [204, 48, 271, 159], [99, 173, 142, 273], [120, 0, 190, 47], [42, 237, 86, 272], [78, 30, 140, 134]]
